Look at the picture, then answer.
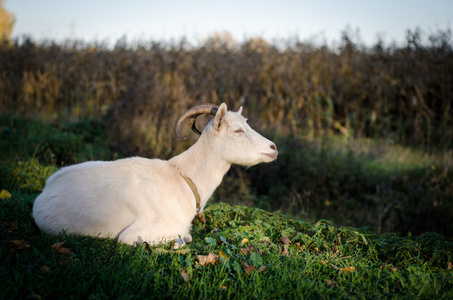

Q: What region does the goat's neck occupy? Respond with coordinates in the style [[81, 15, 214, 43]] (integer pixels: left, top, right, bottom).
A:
[[168, 135, 231, 209]]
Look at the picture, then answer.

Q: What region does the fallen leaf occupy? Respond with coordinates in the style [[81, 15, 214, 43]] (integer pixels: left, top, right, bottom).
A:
[[240, 248, 250, 255], [59, 259, 69, 267], [180, 269, 189, 283], [197, 252, 219, 266], [257, 266, 267, 273], [339, 266, 356, 273], [294, 242, 305, 251], [154, 247, 190, 255], [381, 263, 397, 273], [281, 245, 289, 256], [326, 279, 337, 287], [10, 240, 29, 251], [387, 264, 397, 273], [218, 249, 229, 260], [0, 189, 12, 200], [197, 212, 206, 224], [280, 236, 291, 245], [240, 245, 258, 255], [3, 221, 18, 234], [57, 247, 71, 254], [51, 241, 65, 249], [155, 248, 169, 254], [177, 248, 191, 255], [42, 265, 51, 273], [242, 261, 255, 274], [51, 242, 72, 254]]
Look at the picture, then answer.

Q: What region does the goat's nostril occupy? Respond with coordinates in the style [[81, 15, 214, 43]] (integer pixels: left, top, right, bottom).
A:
[[270, 144, 277, 151]]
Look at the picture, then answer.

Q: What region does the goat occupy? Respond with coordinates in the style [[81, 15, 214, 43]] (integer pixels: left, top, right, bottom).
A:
[[32, 103, 278, 246]]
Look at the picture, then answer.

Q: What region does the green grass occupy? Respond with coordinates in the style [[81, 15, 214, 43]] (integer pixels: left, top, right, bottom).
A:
[[2, 115, 453, 237], [247, 134, 453, 237], [0, 116, 112, 165], [1, 115, 453, 298], [1, 192, 452, 299]]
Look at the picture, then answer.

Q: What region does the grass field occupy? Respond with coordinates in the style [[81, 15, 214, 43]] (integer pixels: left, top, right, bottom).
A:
[[1, 192, 453, 299], [1, 116, 453, 299]]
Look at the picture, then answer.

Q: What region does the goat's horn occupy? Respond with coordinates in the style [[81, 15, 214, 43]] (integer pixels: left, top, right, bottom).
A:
[[176, 104, 219, 140]]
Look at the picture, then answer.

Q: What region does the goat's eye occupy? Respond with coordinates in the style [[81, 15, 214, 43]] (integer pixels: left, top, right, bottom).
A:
[[234, 129, 244, 134]]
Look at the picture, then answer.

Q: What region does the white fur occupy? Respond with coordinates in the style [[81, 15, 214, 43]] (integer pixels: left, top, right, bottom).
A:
[[32, 103, 278, 246]]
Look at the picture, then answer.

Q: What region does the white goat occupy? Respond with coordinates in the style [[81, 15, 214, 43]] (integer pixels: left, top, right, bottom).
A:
[[33, 103, 278, 246]]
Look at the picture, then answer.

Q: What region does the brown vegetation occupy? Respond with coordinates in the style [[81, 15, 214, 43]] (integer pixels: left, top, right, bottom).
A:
[[1, 29, 452, 157]]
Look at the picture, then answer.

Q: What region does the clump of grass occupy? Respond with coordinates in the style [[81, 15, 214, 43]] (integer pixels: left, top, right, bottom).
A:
[[0, 158, 57, 193]]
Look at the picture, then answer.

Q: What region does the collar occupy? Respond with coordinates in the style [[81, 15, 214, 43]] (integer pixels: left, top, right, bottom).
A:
[[182, 175, 201, 212]]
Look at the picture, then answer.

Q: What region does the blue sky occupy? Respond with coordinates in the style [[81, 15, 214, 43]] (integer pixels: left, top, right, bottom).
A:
[[5, 0, 453, 47]]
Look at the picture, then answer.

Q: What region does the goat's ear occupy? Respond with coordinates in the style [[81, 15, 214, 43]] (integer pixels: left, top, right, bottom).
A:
[[214, 103, 227, 131], [237, 106, 243, 115]]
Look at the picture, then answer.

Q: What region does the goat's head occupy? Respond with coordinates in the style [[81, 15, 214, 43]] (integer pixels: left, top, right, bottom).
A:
[[176, 103, 278, 166]]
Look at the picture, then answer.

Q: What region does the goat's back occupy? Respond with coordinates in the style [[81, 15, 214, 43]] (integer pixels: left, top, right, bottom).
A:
[[32, 157, 194, 240]]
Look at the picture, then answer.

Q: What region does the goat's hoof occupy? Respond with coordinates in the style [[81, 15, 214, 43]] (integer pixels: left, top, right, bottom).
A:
[[172, 239, 186, 250]]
